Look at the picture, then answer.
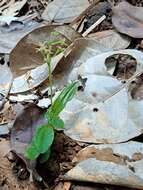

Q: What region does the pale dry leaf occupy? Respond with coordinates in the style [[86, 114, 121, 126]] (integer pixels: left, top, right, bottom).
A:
[[65, 141, 143, 189], [112, 1, 143, 38], [42, 0, 90, 23], [60, 49, 143, 143]]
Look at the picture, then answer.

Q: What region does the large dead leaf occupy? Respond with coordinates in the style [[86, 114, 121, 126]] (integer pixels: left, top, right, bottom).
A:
[[112, 2, 143, 38], [65, 141, 143, 189], [59, 49, 143, 143], [42, 0, 90, 23], [9, 25, 80, 93]]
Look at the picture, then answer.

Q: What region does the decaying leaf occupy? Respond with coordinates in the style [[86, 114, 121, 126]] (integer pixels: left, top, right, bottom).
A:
[[88, 30, 131, 50], [59, 49, 143, 143], [112, 2, 143, 38], [65, 141, 143, 189], [42, 0, 90, 23], [9, 25, 80, 93], [10, 104, 46, 156]]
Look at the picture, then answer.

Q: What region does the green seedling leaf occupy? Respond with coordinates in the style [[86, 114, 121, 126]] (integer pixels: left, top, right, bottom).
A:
[[33, 125, 54, 154], [39, 148, 51, 163], [49, 116, 64, 129], [25, 141, 40, 160], [47, 82, 78, 118]]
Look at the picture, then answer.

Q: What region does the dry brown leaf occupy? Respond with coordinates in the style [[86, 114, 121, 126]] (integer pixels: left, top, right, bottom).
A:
[[9, 25, 80, 93], [112, 2, 143, 38], [42, 0, 90, 23]]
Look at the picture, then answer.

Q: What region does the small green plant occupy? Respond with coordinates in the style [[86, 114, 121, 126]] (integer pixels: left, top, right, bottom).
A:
[[25, 34, 77, 162]]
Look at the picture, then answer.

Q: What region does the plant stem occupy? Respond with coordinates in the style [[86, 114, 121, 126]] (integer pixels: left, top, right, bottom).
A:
[[47, 56, 53, 105]]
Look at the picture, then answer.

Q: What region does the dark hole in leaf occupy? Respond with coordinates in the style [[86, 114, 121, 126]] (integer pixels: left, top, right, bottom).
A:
[[93, 108, 98, 112], [105, 54, 137, 79], [129, 74, 143, 100], [0, 57, 5, 65], [78, 85, 84, 91], [121, 80, 126, 84]]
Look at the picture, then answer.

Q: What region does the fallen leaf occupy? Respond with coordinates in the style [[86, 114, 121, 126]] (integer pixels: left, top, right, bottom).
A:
[[59, 49, 143, 143], [9, 25, 80, 93], [88, 30, 131, 50], [10, 104, 46, 156], [65, 141, 143, 189], [42, 0, 90, 23], [112, 2, 143, 38]]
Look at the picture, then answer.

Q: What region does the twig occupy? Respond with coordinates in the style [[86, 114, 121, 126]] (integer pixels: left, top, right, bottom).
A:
[[82, 15, 106, 37]]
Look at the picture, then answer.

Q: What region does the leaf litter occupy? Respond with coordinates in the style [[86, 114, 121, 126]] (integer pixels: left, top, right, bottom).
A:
[[2, 0, 143, 190]]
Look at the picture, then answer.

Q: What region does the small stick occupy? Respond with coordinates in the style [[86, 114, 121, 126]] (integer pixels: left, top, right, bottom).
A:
[[82, 15, 106, 37]]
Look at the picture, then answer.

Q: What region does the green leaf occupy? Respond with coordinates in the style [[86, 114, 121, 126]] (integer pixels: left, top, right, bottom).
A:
[[39, 148, 51, 163], [25, 142, 40, 160], [47, 82, 78, 118], [49, 116, 64, 129], [33, 125, 54, 154]]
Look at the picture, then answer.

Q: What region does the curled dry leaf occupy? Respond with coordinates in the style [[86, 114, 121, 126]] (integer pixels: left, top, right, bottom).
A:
[[42, 0, 90, 23], [65, 141, 143, 189], [112, 2, 143, 38], [9, 25, 80, 93], [88, 30, 131, 50], [59, 49, 143, 143]]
